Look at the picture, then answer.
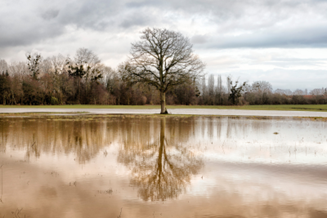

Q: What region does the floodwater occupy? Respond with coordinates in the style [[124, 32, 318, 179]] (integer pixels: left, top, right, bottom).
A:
[[0, 115, 327, 218], [1, 108, 327, 117]]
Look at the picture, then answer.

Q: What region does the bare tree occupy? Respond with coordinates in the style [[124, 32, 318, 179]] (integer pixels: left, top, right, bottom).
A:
[[122, 28, 205, 114], [8, 62, 28, 78], [227, 76, 231, 94], [208, 74, 214, 104], [228, 79, 246, 105], [74, 48, 101, 68], [0, 60, 8, 74], [293, 89, 305, 95], [310, 88, 325, 95], [201, 76, 207, 97], [26, 53, 42, 80], [68, 48, 103, 82], [251, 81, 273, 93], [275, 89, 292, 95], [40, 57, 52, 75], [215, 74, 224, 104], [49, 54, 67, 74]]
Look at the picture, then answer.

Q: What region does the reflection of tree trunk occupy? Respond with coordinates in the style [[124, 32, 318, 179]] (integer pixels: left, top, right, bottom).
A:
[[78, 79, 81, 104], [157, 118, 165, 191], [160, 92, 167, 114], [158, 119, 166, 165]]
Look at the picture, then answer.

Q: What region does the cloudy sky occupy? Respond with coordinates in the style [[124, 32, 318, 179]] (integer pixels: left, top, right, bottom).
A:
[[1, 0, 327, 90]]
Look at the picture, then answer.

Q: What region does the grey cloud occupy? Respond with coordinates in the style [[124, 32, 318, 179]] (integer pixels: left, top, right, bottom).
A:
[[120, 16, 149, 28], [267, 58, 327, 68], [0, 19, 64, 48], [2, 0, 327, 50], [202, 25, 327, 49], [0, 0, 120, 48], [191, 35, 208, 44], [120, 10, 158, 28], [41, 9, 60, 20], [56, 0, 122, 30], [125, 1, 162, 8]]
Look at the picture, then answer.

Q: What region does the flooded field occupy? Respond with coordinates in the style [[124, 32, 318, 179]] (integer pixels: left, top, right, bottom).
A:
[[0, 115, 327, 218]]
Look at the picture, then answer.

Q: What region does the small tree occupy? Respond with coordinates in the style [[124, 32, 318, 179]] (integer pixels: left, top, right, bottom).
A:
[[228, 78, 246, 105], [122, 28, 205, 114]]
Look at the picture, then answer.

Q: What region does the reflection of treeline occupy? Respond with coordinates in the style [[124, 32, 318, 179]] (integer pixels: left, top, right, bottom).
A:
[[0, 118, 112, 163], [0, 116, 200, 163], [0, 115, 277, 166], [1, 50, 326, 106]]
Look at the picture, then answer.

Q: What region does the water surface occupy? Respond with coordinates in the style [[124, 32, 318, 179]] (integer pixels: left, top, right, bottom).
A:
[[0, 115, 327, 218]]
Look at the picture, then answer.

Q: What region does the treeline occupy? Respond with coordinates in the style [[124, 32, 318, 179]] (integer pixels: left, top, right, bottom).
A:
[[0, 48, 326, 105], [0, 49, 199, 105], [200, 75, 327, 105]]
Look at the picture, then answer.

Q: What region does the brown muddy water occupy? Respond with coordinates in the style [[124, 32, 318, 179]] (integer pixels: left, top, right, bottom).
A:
[[0, 115, 327, 218]]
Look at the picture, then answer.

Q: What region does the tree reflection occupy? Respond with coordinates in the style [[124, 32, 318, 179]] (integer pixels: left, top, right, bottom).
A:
[[0, 117, 112, 163], [118, 118, 203, 201]]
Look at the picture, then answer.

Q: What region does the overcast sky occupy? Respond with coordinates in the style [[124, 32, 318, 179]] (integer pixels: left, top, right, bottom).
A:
[[1, 0, 327, 90]]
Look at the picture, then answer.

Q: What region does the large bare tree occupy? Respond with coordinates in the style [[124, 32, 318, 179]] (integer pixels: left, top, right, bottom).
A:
[[123, 28, 205, 114]]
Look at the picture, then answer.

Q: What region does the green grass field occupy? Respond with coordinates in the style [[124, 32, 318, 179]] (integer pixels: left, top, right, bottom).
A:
[[1, 104, 327, 112]]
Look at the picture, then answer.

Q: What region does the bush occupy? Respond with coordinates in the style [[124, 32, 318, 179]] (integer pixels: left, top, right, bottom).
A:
[[51, 97, 59, 105]]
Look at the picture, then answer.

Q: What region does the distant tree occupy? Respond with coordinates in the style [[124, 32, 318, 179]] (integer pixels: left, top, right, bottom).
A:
[[293, 89, 305, 95], [68, 48, 103, 81], [49, 54, 67, 75], [250, 81, 273, 104], [121, 28, 205, 114], [0, 60, 8, 74], [215, 74, 223, 104], [310, 88, 325, 96], [7, 62, 28, 78], [200, 76, 207, 104], [26, 53, 42, 80], [227, 76, 231, 94], [208, 74, 215, 104], [169, 78, 198, 105], [274, 89, 292, 96], [74, 48, 100, 68], [66, 49, 103, 103], [0, 73, 10, 104], [22, 78, 43, 105], [228, 79, 246, 105], [252, 81, 272, 93], [40, 57, 52, 75]]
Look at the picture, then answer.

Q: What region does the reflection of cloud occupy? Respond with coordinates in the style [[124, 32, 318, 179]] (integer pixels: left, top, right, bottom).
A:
[[187, 159, 327, 217], [1, 115, 327, 217], [0, 157, 123, 218]]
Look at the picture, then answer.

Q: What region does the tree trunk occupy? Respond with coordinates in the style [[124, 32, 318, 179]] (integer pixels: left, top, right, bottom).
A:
[[160, 91, 168, 114]]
